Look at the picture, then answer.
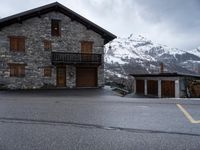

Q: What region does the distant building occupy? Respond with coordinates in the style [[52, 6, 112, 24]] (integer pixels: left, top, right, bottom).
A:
[[130, 73, 200, 98]]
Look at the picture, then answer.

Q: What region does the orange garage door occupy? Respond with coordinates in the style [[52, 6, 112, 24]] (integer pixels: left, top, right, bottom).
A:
[[76, 67, 97, 87], [147, 80, 158, 96], [136, 80, 144, 94], [161, 80, 175, 97]]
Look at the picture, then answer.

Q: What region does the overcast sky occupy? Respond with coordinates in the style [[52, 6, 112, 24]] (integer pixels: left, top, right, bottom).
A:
[[0, 0, 200, 50]]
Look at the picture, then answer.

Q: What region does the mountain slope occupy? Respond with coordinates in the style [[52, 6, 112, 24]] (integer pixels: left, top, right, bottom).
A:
[[104, 34, 200, 81]]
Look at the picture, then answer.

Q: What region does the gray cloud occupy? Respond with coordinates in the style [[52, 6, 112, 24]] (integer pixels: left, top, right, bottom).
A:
[[77, 0, 200, 50], [0, 0, 200, 50], [134, 0, 200, 31]]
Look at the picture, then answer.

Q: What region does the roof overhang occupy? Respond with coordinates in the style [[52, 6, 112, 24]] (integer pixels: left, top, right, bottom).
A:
[[0, 2, 116, 44], [129, 73, 200, 78]]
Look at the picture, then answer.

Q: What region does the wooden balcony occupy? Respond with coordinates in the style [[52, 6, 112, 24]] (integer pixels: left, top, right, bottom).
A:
[[51, 52, 102, 65]]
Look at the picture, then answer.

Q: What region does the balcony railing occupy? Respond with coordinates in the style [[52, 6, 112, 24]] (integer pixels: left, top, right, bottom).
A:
[[51, 52, 102, 65]]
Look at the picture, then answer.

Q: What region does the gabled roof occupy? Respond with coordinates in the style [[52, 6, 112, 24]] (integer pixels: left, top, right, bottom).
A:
[[0, 2, 116, 44]]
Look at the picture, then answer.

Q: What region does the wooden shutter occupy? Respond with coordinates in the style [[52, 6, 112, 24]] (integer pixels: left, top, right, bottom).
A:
[[10, 36, 25, 52], [18, 65, 25, 77], [44, 40, 52, 51], [9, 64, 25, 77], [51, 20, 61, 36], [44, 67, 52, 77], [81, 41, 93, 53], [10, 37, 18, 51], [18, 37, 25, 52], [10, 65, 15, 77]]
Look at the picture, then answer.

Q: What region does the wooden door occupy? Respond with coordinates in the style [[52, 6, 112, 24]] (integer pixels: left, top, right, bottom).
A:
[[161, 80, 175, 97], [76, 67, 97, 87], [81, 41, 93, 61], [56, 65, 66, 87], [81, 41, 93, 53], [147, 80, 158, 96], [136, 80, 144, 94]]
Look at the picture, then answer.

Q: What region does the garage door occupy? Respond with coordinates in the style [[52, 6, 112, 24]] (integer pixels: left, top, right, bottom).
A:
[[161, 80, 175, 97], [76, 67, 97, 87], [136, 80, 144, 94], [147, 80, 158, 96]]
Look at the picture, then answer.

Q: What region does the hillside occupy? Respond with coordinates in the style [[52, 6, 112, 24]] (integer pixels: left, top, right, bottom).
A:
[[104, 34, 200, 82]]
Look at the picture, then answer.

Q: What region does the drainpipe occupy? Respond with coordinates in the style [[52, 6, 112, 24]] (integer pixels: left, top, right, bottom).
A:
[[160, 63, 164, 73]]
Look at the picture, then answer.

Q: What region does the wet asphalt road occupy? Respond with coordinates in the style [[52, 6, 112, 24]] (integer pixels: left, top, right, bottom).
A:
[[0, 88, 200, 150]]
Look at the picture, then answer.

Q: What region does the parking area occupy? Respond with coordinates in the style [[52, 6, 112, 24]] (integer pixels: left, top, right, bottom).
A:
[[0, 88, 200, 149], [177, 104, 200, 124]]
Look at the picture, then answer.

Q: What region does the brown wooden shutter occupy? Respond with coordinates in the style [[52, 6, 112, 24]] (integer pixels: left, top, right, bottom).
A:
[[10, 36, 25, 52], [44, 67, 52, 77], [81, 41, 93, 53], [10, 37, 18, 51], [18, 37, 25, 52], [10, 65, 15, 77], [44, 40, 52, 50], [18, 65, 25, 77], [9, 64, 25, 77]]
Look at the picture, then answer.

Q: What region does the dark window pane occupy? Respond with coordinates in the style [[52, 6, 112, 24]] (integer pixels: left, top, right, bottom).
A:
[[51, 20, 61, 36]]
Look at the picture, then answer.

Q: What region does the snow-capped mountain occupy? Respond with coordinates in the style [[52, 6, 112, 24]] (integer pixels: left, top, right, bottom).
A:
[[104, 34, 200, 80]]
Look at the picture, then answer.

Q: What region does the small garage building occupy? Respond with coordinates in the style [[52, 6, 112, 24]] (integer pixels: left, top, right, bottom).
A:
[[130, 73, 200, 98]]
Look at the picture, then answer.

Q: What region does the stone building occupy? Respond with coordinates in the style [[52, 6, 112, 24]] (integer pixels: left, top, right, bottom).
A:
[[0, 2, 116, 89]]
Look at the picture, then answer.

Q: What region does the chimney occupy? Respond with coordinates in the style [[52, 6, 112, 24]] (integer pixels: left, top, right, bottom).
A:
[[160, 63, 164, 73]]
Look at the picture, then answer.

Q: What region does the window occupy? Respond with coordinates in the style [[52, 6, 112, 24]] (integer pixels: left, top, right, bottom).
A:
[[9, 64, 25, 77], [81, 41, 93, 61], [9, 36, 25, 52], [81, 41, 93, 53], [44, 40, 52, 51], [51, 19, 61, 36], [44, 67, 52, 77]]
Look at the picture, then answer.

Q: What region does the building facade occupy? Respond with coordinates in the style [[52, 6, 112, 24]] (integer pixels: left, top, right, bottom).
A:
[[130, 73, 200, 98], [0, 2, 116, 89]]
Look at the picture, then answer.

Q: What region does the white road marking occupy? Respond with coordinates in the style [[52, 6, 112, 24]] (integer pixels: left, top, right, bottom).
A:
[[177, 104, 200, 124]]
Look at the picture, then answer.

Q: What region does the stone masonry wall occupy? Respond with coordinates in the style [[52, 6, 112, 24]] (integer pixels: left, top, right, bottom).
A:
[[0, 12, 104, 89]]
